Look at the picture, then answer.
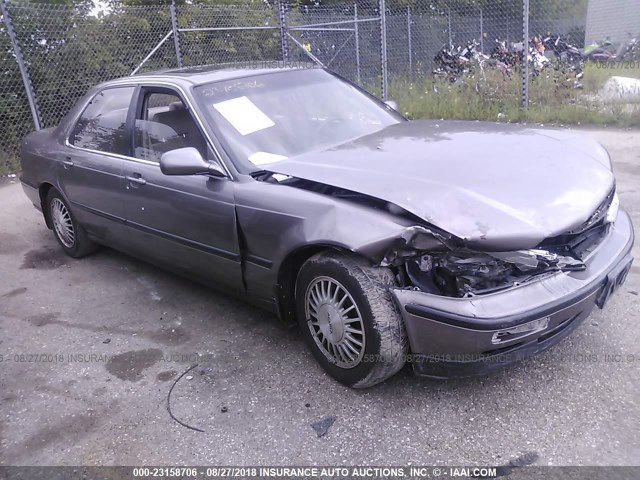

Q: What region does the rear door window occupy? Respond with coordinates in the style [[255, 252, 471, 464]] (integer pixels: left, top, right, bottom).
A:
[[71, 87, 135, 156]]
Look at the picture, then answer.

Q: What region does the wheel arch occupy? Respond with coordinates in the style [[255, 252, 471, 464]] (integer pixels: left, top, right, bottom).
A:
[[289, 245, 408, 388], [275, 242, 375, 325], [39, 182, 56, 229]]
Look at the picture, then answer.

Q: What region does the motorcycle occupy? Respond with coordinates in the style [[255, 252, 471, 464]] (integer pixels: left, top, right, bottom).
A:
[[542, 34, 583, 62], [433, 41, 482, 82]]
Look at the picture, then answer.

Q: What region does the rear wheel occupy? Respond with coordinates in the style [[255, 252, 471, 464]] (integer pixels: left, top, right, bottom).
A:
[[47, 189, 97, 258], [295, 251, 408, 388]]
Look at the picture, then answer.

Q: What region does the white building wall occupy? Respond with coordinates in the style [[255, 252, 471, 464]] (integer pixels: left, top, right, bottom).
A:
[[585, 0, 640, 45]]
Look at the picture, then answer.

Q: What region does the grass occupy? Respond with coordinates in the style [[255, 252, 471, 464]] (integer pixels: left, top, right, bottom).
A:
[[389, 62, 640, 127], [0, 157, 20, 177], [581, 62, 640, 91]]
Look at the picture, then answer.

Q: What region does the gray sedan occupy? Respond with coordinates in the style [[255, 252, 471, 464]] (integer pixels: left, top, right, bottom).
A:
[[19, 65, 634, 387]]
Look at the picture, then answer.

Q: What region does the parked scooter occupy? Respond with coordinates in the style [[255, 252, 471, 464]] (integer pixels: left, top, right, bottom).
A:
[[582, 38, 616, 62]]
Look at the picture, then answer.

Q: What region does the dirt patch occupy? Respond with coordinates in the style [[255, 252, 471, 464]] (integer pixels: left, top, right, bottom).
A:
[[93, 387, 108, 397], [1, 393, 18, 402], [105, 348, 163, 382], [613, 162, 640, 177], [25, 312, 60, 327], [156, 370, 177, 382], [18, 313, 191, 349], [1, 287, 27, 298], [0, 231, 27, 255], [14, 400, 120, 456], [21, 247, 68, 270], [148, 325, 191, 346]]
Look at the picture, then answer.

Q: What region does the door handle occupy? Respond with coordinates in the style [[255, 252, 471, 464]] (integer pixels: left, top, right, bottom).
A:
[[62, 158, 74, 168], [125, 175, 147, 186]]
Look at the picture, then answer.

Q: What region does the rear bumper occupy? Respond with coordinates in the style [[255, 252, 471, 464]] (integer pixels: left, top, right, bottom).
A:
[[391, 209, 635, 379]]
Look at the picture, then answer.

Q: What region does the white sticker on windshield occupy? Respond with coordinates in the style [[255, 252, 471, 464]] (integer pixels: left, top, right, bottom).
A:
[[248, 152, 288, 166], [213, 96, 275, 136]]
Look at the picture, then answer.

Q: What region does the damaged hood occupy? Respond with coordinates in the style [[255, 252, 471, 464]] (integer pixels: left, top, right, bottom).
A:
[[266, 120, 615, 250]]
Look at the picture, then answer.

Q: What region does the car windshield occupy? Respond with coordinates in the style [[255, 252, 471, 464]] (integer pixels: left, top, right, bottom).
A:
[[193, 68, 403, 171]]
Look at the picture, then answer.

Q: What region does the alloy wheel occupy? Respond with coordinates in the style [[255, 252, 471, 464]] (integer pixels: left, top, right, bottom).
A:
[[304, 276, 366, 368], [50, 198, 75, 248]]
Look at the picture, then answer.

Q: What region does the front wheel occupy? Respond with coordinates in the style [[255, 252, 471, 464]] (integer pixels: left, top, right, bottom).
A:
[[295, 252, 408, 388], [47, 189, 97, 258]]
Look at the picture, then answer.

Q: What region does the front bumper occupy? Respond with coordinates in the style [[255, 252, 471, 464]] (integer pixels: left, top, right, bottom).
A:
[[391, 209, 635, 379]]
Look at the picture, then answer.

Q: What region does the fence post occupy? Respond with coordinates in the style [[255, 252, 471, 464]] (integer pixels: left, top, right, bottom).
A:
[[447, 7, 452, 46], [170, 0, 183, 68], [277, 0, 289, 63], [506, 16, 509, 45], [407, 6, 412, 77], [354, 3, 361, 85], [1, 0, 42, 130], [522, 0, 530, 109], [479, 7, 484, 53], [379, 0, 388, 100]]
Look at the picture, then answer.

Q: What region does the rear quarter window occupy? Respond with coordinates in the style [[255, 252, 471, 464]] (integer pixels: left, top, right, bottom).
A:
[[70, 86, 135, 155]]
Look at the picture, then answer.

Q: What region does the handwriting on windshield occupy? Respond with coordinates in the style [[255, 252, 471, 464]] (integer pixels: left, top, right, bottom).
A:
[[200, 80, 265, 97]]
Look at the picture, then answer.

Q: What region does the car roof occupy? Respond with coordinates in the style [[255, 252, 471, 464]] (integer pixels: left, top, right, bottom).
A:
[[104, 62, 319, 88]]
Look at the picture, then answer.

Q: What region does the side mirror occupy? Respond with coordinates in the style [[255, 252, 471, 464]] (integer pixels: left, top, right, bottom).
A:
[[385, 100, 399, 111], [160, 147, 226, 178]]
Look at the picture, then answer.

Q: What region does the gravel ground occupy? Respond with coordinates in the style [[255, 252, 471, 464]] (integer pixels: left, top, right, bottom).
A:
[[0, 128, 639, 467]]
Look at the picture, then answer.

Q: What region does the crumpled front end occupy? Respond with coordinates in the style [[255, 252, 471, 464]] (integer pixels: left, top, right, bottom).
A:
[[386, 198, 634, 379]]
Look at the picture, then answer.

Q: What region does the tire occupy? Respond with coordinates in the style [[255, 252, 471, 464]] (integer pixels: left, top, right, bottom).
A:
[[46, 189, 97, 258], [295, 251, 408, 388]]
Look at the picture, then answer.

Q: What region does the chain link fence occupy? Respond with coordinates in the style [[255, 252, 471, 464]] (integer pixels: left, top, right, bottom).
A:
[[286, 0, 382, 93], [1, 0, 639, 175], [8, 2, 178, 129], [1, 1, 39, 175], [386, 1, 525, 78], [177, 3, 281, 67]]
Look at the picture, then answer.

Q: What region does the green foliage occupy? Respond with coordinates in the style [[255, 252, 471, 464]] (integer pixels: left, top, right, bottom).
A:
[[389, 64, 640, 127], [0, 0, 285, 173]]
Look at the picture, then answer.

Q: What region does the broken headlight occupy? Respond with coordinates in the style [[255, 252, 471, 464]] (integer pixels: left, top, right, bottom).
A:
[[406, 249, 585, 298]]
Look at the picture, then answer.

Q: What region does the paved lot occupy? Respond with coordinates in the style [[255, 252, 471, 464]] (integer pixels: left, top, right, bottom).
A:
[[0, 128, 639, 467]]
